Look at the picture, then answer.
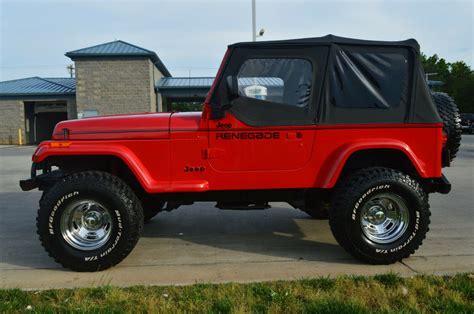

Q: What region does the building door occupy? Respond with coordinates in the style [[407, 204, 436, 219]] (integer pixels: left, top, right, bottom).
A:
[[34, 112, 68, 143], [32, 101, 68, 143]]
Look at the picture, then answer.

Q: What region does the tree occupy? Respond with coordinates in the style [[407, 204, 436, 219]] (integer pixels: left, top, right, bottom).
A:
[[421, 54, 474, 113]]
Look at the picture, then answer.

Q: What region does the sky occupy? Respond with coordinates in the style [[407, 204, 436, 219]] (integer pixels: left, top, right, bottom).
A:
[[0, 0, 472, 81]]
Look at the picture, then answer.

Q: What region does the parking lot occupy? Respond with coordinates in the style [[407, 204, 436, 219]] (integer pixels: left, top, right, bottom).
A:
[[1, 136, 473, 289]]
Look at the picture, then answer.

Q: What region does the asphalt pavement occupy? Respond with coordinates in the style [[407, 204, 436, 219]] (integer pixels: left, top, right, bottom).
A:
[[0, 136, 473, 289]]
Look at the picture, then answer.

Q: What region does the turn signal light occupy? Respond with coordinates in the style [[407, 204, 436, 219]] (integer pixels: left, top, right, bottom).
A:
[[49, 142, 72, 148]]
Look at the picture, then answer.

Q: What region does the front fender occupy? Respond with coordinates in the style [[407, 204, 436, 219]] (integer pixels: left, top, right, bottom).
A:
[[32, 141, 170, 193]]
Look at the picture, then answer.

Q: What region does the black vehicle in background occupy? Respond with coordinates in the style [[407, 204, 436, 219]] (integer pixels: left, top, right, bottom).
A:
[[460, 113, 474, 134]]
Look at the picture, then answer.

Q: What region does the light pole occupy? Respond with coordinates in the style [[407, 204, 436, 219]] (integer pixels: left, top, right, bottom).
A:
[[252, 0, 264, 41], [252, 0, 256, 41]]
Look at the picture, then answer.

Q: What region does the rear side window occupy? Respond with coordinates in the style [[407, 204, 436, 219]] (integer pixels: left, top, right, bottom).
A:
[[330, 47, 409, 109], [237, 58, 313, 109]]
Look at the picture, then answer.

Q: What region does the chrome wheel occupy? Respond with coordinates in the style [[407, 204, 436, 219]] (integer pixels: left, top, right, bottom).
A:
[[359, 192, 409, 244], [60, 200, 113, 251]]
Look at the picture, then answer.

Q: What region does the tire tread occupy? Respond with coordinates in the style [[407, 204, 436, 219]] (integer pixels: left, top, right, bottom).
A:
[[329, 167, 431, 264], [37, 171, 143, 272]]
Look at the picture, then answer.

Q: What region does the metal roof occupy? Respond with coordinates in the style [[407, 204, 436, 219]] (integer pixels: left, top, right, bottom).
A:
[[427, 80, 444, 86], [238, 77, 283, 86], [155, 77, 283, 90], [156, 77, 215, 89], [1, 76, 283, 99], [0, 77, 76, 97], [66, 40, 171, 77], [43, 77, 77, 90]]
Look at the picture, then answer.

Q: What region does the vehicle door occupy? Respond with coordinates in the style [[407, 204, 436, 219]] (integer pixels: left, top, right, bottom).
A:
[[208, 46, 328, 172]]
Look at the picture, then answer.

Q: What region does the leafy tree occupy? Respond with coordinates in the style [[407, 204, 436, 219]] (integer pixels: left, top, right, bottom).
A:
[[421, 54, 474, 113], [171, 101, 203, 112]]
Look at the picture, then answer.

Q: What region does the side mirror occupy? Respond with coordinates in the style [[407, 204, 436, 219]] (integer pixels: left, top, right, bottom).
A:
[[226, 75, 239, 99], [210, 76, 238, 120]]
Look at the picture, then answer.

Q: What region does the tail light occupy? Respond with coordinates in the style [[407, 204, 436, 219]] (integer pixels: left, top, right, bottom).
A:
[[442, 131, 448, 148]]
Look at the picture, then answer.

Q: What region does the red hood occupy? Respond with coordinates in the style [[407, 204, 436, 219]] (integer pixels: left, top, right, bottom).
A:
[[52, 112, 172, 140]]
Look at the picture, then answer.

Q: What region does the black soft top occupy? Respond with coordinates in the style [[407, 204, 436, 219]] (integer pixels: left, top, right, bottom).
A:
[[220, 34, 440, 125], [229, 34, 420, 53]]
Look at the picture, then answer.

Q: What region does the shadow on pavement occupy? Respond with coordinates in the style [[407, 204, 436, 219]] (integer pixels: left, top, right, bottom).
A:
[[141, 203, 350, 264], [1, 192, 351, 269]]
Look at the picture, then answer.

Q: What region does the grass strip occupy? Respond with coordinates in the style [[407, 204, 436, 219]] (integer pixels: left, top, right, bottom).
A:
[[1, 273, 472, 313]]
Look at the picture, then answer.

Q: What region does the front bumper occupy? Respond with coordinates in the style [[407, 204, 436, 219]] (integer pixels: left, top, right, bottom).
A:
[[19, 162, 65, 191]]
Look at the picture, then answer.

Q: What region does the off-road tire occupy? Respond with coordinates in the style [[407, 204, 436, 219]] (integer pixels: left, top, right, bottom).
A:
[[37, 171, 144, 272], [329, 168, 430, 264], [431, 92, 462, 160], [301, 201, 330, 220]]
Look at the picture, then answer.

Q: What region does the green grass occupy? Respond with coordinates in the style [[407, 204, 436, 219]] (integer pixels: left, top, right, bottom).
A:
[[1, 273, 472, 313]]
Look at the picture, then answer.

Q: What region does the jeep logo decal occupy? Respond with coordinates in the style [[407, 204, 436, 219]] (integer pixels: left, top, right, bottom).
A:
[[216, 122, 232, 129], [184, 165, 205, 172]]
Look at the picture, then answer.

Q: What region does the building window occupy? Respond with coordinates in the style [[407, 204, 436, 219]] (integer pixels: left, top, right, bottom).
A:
[[78, 110, 98, 119]]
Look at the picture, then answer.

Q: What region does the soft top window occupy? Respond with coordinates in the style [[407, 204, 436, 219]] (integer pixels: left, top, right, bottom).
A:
[[210, 46, 329, 126], [236, 58, 313, 109], [330, 46, 410, 109]]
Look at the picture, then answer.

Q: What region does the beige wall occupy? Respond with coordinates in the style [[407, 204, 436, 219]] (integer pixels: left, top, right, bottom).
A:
[[153, 66, 165, 112], [0, 98, 76, 145], [0, 100, 24, 145], [67, 98, 77, 119], [75, 58, 163, 115]]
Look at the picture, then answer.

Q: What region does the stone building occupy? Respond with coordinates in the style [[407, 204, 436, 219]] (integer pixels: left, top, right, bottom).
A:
[[0, 40, 213, 144]]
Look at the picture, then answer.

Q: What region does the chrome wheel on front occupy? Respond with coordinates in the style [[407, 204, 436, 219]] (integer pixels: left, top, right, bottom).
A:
[[60, 200, 113, 251], [359, 193, 409, 244]]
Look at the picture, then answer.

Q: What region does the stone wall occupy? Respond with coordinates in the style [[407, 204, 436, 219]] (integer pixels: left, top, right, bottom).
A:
[[75, 58, 161, 115], [0, 100, 24, 145], [66, 98, 77, 119]]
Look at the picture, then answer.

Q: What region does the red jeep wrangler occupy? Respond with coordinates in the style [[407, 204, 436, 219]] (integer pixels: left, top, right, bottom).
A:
[[20, 35, 461, 272]]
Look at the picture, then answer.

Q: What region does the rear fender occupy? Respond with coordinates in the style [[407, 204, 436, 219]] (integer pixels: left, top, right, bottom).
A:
[[317, 139, 427, 188]]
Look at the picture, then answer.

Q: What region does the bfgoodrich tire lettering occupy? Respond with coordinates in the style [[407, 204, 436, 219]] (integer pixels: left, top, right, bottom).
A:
[[37, 171, 143, 272], [329, 168, 430, 264]]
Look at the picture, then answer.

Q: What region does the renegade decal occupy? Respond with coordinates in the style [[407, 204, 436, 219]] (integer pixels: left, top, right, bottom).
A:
[[216, 132, 280, 140]]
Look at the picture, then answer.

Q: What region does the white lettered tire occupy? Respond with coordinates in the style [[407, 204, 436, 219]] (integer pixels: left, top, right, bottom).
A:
[[329, 168, 430, 264], [36, 171, 143, 271]]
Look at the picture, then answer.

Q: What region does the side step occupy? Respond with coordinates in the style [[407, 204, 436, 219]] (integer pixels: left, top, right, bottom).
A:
[[215, 201, 271, 210]]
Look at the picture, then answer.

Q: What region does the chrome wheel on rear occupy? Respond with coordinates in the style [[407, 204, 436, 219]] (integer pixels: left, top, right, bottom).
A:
[[359, 193, 409, 244], [60, 200, 113, 251]]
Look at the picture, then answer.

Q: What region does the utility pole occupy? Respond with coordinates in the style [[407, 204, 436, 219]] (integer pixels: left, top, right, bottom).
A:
[[67, 64, 75, 78], [252, 0, 257, 41]]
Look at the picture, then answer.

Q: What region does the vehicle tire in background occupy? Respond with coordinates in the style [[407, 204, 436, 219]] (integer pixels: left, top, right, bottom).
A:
[[301, 201, 330, 220], [431, 92, 462, 160], [329, 167, 430, 264], [36, 171, 143, 272]]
